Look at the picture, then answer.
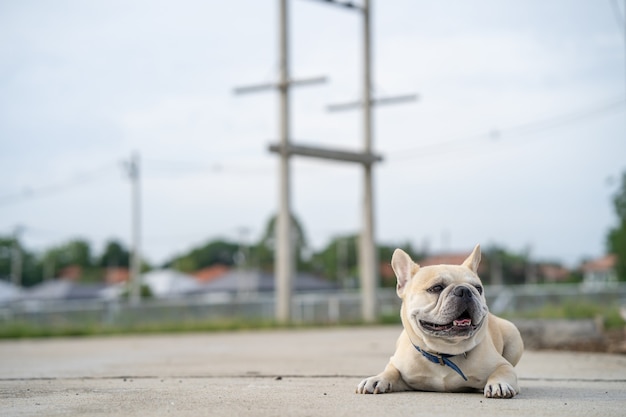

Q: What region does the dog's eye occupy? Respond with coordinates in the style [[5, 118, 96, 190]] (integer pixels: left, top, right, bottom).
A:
[[475, 285, 483, 294], [427, 284, 445, 294]]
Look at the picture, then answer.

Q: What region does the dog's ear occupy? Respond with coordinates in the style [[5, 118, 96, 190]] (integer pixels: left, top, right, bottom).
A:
[[462, 244, 481, 273], [391, 248, 419, 298]]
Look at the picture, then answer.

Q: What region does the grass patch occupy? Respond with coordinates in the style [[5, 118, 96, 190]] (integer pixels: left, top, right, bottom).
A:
[[502, 301, 625, 329], [2, 300, 622, 339], [0, 318, 294, 339], [378, 313, 401, 325], [0, 317, 388, 339]]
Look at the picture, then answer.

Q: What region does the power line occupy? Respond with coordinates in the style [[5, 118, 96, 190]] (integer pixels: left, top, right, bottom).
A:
[[0, 162, 118, 206], [0, 157, 276, 208], [143, 158, 273, 176], [389, 95, 626, 161], [125, 152, 142, 305]]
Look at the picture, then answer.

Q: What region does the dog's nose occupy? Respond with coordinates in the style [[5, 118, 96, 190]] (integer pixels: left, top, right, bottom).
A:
[[453, 286, 472, 299]]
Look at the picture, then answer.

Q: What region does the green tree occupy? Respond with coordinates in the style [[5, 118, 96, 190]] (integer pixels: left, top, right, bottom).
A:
[[41, 239, 101, 282], [0, 236, 42, 287], [255, 213, 309, 271], [99, 240, 130, 268], [308, 237, 420, 288], [0, 237, 13, 281], [49, 239, 93, 269], [608, 171, 626, 281], [21, 251, 42, 287], [482, 245, 527, 285], [377, 241, 424, 288], [166, 239, 240, 273], [378, 241, 423, 265], [310, 234, 359, 286]]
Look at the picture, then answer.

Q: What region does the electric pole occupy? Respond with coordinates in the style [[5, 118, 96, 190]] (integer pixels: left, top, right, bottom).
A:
[[360, 0, 377, 323], [233, 0, 327, 323], [309, 0, 417, 322], [276, 0, 294, 323], [10, 225, 23, 287], [125, 152, 142, 305]]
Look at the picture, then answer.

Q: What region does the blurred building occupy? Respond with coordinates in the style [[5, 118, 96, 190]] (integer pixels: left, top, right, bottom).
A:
[[580, 254, 618, 288], [536, 263, 570, 283], [104, 267, 130, 285]]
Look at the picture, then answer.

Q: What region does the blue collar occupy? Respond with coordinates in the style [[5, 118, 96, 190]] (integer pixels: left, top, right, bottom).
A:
[[413, 344, 468, 381]]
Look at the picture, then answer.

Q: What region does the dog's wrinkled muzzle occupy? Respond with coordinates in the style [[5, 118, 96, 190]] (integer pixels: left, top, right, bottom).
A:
[[418, 287, 486, 337]]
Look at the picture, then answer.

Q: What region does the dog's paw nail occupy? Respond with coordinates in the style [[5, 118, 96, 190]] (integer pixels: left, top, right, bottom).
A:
[[357, 377, 391, 394], [373, 380, 391, 394], [357, 379, 375, 394], [484, 383, 517, 399]]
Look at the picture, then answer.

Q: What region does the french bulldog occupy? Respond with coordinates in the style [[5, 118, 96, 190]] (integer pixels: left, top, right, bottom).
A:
[[356, 244, 523, 398]]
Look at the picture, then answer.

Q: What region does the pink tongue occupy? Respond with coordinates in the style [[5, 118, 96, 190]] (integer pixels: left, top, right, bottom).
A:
[[453, 318, 472, 327]]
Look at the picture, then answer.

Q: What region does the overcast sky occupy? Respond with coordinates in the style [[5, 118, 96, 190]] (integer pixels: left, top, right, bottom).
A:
[[1, 0, 625, 268]]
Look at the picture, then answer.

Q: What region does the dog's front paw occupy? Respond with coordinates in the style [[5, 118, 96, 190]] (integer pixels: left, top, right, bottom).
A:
[[356, 376, 393, 394], [484, 382, 518, 399]]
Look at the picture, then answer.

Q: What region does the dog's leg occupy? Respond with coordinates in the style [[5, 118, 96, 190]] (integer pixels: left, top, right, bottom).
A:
[[499, 318, 524, 367], [483, 363, 519, 398], [356, 362, 410, 394]]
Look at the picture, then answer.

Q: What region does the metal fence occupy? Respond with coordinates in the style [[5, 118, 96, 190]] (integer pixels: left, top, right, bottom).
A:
[[1, 283, 625, 328]]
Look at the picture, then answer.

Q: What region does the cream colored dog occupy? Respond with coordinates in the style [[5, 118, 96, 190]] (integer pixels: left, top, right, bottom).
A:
[[356, 245, 523, 398]]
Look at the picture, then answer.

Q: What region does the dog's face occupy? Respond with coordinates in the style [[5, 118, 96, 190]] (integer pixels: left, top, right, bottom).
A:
[[392, 245, 489, 354]]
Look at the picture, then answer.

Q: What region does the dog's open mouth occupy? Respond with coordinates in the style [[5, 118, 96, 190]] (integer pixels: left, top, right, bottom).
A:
[[419, 310, 479, 334]]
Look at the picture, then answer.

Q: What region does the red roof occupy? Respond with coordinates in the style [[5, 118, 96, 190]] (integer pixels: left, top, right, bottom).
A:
[[580, 254, 617, 273], [59, 265, 82, 281], [537, 264, 570, 282], [192, 264, 231, 282], [105, 267, 130, 284]]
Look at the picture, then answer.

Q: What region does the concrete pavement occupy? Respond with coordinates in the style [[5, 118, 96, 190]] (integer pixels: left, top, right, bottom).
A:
[[1, 326, 625, 416]]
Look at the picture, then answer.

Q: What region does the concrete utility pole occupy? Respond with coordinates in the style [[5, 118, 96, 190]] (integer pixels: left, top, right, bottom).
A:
[[276, 0, 294, 323], [234, 0, 327, 323], [310, 0, 416, 322], [125, 152, 142, 305], [10, 225, 23, 287], [359, 0, 377, 323]]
